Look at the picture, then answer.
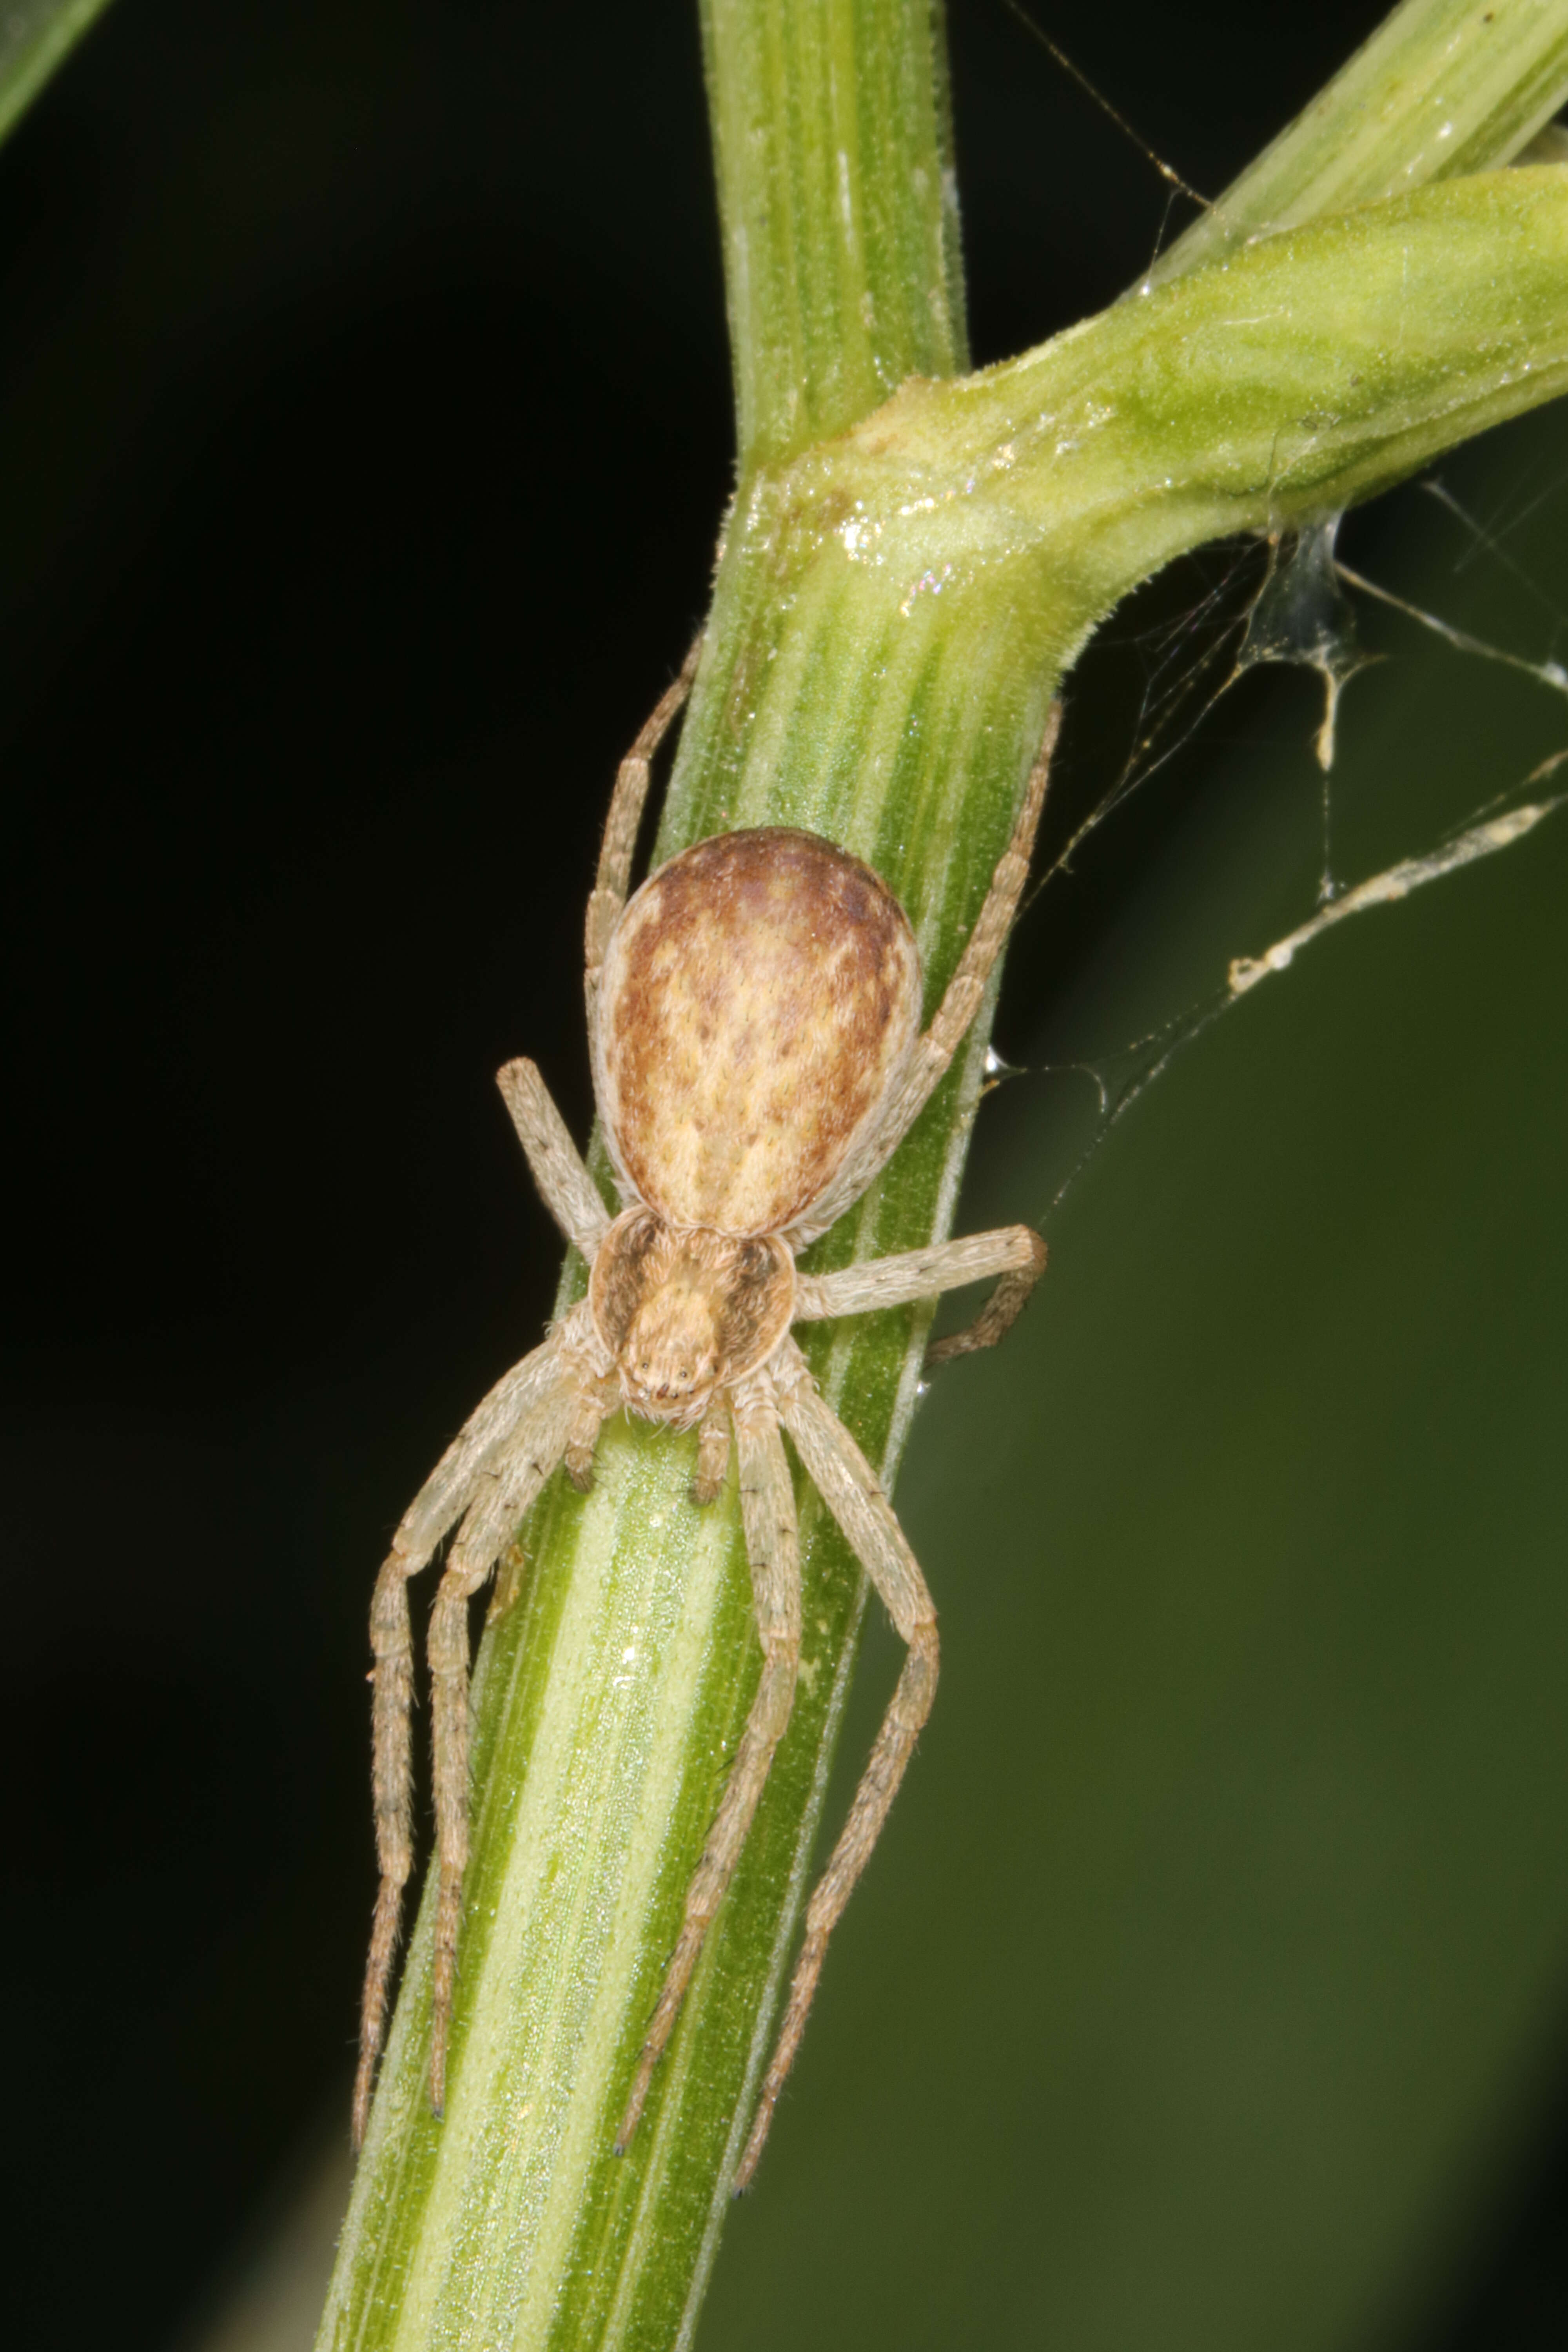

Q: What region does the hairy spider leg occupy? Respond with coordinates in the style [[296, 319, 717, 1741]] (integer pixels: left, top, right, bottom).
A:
[[795, 699, 1061, 1244], [904, 699, 1061, 1129], [693, 1393, 732, 1504], [355, 1553, 418, 2149], [427, 1363, 602, 2113], [795, 1225, 1049, 1366], [353, 1329, 576, 2145], [584, 636, 703, 1036], [736, 1338, 940, 2191], [923, 1230, 1049, 1365], [496, 1056, 613, 1258], [617, 1388, 802, 2150]]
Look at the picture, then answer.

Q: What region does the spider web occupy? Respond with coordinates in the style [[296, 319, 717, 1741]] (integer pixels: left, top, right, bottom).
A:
[[1003, 466, 1568, 1229], [968, 0, 1568, 1234]]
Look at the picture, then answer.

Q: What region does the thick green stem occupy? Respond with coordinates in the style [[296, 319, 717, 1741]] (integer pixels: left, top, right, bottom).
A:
[[319, 9, 991, 2351], [699, 0, 966, 464], [318, 7, 1568, 2349], [789, 172, 1568, 681]]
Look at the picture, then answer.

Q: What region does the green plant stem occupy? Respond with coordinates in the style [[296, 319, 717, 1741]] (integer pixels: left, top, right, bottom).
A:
[[699, 0, 966, 463], [318, 7, 1568, 2349], [320, 9, 982, 2351], [1144, 0, 1568, 290], [780, 172, 1568, 683]]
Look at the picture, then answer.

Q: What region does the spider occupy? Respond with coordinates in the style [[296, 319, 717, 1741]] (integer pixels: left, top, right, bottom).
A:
[[352, 642, 1059, 2190]]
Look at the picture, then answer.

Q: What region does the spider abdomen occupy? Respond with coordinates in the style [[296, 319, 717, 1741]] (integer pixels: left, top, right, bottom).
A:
[[594, 826, 922, 1236]]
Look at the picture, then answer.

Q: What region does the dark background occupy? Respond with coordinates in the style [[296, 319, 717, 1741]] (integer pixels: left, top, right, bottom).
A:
[[3, 3, 1565, 2345]]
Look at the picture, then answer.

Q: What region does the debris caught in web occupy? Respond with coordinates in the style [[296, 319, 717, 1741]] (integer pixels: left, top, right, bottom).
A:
[[1235, 518, 1377, 775]]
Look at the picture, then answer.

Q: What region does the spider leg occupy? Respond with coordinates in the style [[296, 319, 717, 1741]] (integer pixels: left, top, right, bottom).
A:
[[392, 1323, 578, 1574], [616, 1387, 799, 2152], [427, 1367, 606, 2117], [924, 1228, 1047, 1365], [352, 1323, 577, 2147], [692, 1392, 732, 1504], [584, 637, 702, 1035], [737, 1339, 939, 2192], [495, 1057, 612, 1259], [794, 1225, 1047, 1363], [794, 702, 1059, 1242], [353, 1552, 420, 2148], [899, 699, 1059, 1125]]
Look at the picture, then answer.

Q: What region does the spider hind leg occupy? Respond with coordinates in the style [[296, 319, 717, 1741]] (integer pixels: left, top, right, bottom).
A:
[[616, 1385, 799, 2152], [735, 1339, 940, 2192]]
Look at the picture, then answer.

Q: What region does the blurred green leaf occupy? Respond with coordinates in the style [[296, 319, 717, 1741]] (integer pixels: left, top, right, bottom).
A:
[[0, 0, 113, 151]]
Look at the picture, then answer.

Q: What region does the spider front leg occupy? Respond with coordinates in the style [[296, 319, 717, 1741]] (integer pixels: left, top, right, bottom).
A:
[[925, 1232, 1047, 1365], [737, 1338, 941, 2192], [692, 1392, 731, 1504], [793, 1224, 1048, 1365], [584, 638, 702, 1034], [496, 1056, 612, 1258], [617, 1387, 800, 2151]]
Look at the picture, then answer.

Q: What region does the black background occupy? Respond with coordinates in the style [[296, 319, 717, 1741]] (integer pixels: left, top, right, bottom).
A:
[[2, 2, 1564, 2345]]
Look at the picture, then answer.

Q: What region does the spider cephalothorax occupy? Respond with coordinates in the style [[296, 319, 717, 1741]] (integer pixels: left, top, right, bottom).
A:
[[589, 1210, 795, 1425], [352, 644, 1058, 2189]]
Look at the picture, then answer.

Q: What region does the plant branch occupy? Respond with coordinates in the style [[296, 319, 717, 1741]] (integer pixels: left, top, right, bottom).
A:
[[1144, 0, 1568, 289], [699, 0, 966, 465]]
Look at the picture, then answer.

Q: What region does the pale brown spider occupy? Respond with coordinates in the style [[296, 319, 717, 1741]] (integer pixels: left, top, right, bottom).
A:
[[353, 646, 1059, 2189]]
